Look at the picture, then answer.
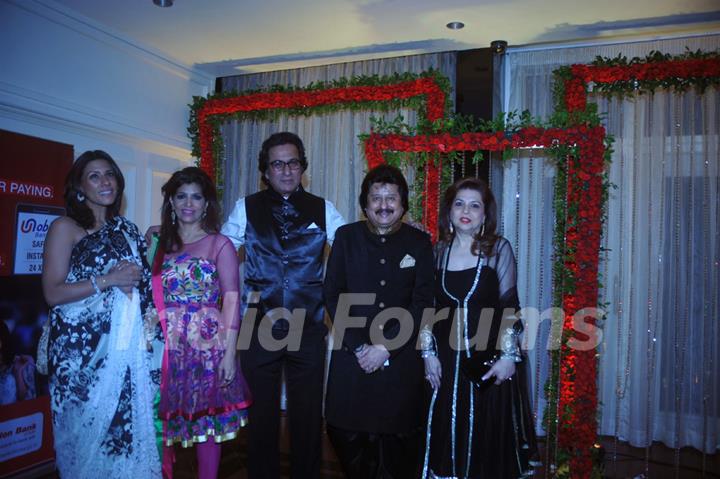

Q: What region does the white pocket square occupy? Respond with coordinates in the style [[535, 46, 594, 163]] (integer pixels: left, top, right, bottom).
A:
[[307, 222, 320, 230], [399, 254, 416, 268]]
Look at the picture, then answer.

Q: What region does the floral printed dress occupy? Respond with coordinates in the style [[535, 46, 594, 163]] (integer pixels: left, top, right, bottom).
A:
[[152, 234, 251, 446], [49, 216, 160, 478]]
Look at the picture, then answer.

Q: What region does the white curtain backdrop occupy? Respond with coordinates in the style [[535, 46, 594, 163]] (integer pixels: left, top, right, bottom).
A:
[[219, 53, 456, 223], [501, 34, 720, 458]]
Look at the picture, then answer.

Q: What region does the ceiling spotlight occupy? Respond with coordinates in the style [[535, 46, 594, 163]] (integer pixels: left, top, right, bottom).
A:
[[491, 40, 508, 54], [446, 21, 465, 30], [153, 0, 173, 6]]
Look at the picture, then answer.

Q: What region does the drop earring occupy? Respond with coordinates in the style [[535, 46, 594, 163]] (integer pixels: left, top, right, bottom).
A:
[[171, 210, 176, 224], [449, 223, 454, 234], [76, 191, 85, 202], [479, 222, 485, 237]]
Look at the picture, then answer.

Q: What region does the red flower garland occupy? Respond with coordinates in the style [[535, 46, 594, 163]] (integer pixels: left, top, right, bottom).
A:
[[554, 53, 719, 478], [196, 77, 446, 175], [364, 126, 605, 242], [564, 56, 720, 114], [571, 57, 720, 85], [558, 128, 605, 477]]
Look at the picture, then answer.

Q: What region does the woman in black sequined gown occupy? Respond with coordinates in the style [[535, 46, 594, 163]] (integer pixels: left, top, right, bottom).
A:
[[420, 178, 537, 478]]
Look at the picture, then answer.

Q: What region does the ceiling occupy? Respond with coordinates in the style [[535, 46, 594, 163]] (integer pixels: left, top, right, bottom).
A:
[[48, 0, 720, 77]]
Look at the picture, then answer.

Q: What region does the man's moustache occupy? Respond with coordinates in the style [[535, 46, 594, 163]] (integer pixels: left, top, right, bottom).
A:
[[375, 209, 394, 215]]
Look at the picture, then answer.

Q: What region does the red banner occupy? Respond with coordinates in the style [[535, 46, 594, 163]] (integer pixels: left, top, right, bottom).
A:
[[0, 396, 54, 477], [0, 130, 72, 276]]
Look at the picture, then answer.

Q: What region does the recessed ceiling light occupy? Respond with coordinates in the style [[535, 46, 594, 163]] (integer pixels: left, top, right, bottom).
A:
[[153, 0, 173, 7], [446, 21, 465, 30]]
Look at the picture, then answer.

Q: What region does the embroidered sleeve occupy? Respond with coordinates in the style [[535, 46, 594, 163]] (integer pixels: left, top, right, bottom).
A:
[[419, 325, 437, 358], [494, 238, 523, 362]]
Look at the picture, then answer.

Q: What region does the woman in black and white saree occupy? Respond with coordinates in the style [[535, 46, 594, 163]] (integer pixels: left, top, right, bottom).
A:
[[41, 150, 161, 478]]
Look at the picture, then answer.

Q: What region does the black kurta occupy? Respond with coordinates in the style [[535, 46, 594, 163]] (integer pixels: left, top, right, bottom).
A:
[[324, 221, 434, 434]]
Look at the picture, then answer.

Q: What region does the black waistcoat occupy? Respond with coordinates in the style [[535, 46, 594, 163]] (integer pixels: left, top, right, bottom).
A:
[[244, 187, 327, 331]]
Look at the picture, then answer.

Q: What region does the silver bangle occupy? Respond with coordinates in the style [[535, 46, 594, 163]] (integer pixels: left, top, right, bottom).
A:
[[419, 327, 437, 359], [90, 275, 102, 295], [499, 326, 522, 362], [500, 351, 523, 363]]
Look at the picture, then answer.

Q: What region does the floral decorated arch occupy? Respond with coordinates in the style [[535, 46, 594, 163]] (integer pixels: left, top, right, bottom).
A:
[[188, 71, 449, 187], [189, 50, 720, 478]]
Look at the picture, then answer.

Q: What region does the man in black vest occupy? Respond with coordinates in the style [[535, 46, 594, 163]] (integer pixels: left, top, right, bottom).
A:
[[221, 132, 345, 479], [323, 164, 434, 478]]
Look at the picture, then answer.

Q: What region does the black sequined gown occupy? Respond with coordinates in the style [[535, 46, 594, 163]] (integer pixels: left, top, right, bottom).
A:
[[427, 237, 537, 478]]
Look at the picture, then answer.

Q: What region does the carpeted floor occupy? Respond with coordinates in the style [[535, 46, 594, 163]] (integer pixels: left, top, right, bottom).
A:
[[28, 428, 720, 478]]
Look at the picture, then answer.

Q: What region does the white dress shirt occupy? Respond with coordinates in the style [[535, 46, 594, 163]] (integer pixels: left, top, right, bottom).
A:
[[221, 197, 346, 250]]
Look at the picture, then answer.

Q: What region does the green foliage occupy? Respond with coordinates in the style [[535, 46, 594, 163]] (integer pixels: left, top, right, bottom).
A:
[[591, 49, 719, 97], [540, 47, 720, 479], [367, 109, 549, 220], [188, 69, 454, 192]]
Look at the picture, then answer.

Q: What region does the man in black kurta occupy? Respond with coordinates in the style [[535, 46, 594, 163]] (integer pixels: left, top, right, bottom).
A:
[[323, 165, 434, 478], [221, 132, 345, 479]]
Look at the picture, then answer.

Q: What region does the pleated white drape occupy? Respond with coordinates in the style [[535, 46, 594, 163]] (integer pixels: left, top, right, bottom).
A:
[[501, 34, 720, 457], [218, 53, 456, 223]]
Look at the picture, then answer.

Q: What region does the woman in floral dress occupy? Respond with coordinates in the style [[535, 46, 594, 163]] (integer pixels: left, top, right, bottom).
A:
[[42, 150, 161, 478], [150, 167, 251, 479]]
